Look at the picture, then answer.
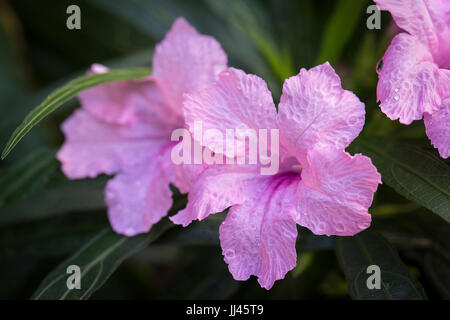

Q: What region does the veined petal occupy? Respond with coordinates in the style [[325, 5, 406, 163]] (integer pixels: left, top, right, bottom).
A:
[[183, 67, 277, 157], [57, 109, 169, 179], [105, 144, 175, 236], [170, 165, 262, 227], [79, 64, 180, 127], [425, 98, 450, 159], [278, 62, 365, 159], [153, 17, 228, 117], [219, 173, 300, 290], [376, 33, 443, 124], [296, 145, 381, 236], [374, 0, 450, 68]]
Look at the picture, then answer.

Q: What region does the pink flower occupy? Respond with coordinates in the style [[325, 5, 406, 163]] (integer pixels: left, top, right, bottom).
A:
[[170, 63, 382, 289], [57, 18, 227, 236], [374, 0, 450, 158]]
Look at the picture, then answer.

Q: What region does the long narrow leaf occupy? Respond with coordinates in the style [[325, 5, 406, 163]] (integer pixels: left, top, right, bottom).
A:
[[336, 230, 427, 300], [0, 178, 106, 226], [316, 0, 367, 65], [350, 137, 450, 222], [1, 68, 150, 159], [31, 218, 173, 300], [0, 148, 58, 206]]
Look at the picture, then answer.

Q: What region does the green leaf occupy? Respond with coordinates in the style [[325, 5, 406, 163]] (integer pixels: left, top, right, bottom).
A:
[[0, 2, 27, 103], [0, 178, 107, 226], [1, 68, 151, 160], [205, 0, 294, 81], [0, 211, 108, 260], [0, 148, 58, 206], [349, 136, 450, 223], [424, 250, 450, 299], [89, 0, 282, 95], [31, 218, 173, 300], [316, 0, 367, 65], [336, 230, 427, 300]]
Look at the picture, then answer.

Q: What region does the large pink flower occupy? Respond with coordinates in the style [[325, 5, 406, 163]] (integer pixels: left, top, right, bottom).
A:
[[374, 0, 450, 158], [57, 18, 227, 236], [170, 63, 382, 289]]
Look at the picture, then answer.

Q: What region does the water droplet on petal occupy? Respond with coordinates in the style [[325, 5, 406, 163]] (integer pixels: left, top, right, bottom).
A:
[[347, 116, 359, 125], [225, 249, 235, 259], [376, 59, 384, 73], [317, 223, 325, 232], [358, 222, 370, 230], [106, 191, 114, 200]]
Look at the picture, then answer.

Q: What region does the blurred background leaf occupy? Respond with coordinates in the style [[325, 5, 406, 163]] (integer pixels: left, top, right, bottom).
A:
[[350, 137, 450, 223], [316, 0, 368, 65], [336, 230, 427, 300], [2, 67, 151, 159], [31, 218, 173, 300]]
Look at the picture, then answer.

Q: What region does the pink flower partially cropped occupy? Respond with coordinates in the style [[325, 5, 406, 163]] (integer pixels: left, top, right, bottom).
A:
[[171, 63, 382, 289], [57, 18, 227, 236], [374, 0, 450, 158]]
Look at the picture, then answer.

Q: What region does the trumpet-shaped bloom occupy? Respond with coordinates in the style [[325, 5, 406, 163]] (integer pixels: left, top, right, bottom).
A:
[[171, 63, 382, 289], [57, 18, 227, 236], [374, 0, 450, 158]]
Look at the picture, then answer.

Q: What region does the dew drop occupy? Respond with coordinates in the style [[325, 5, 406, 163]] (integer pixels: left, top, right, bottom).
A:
[[317, 222, 325, 232], [358, 222, 370, 230], [347, 116, 358, 125], [376, 59, 384, 73], [225, 249, 235, 259]]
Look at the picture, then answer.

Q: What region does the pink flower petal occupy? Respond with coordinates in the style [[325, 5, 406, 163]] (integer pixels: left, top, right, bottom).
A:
[[57, 109, 169, 179], [295, 145, 382, 236], [183, 67, 277, 157], [153, 17, 228, 117], [170, 165, 262, 227], [219, 173, 300, 290], [374, 0, 450, 68], [58, 17, 229, 238], [424, 98, 450, 158], [376, 33, 443, 124], [106, 144, 175, 236], [278, 62, 365, 159], [79, 65, 180, 126]]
